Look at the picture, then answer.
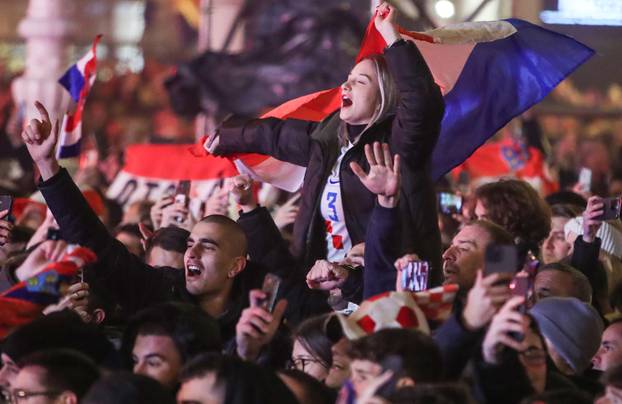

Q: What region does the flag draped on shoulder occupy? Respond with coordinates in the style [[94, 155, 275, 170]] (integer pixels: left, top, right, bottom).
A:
[[197, 15, 593, 189], [56, 35, 102, 159]]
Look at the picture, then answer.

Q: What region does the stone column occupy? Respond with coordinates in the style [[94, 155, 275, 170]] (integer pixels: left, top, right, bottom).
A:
[[11, 0, 75, 125]]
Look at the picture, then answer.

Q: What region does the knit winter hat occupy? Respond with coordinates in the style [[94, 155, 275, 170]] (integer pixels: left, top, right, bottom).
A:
[[529, 297, 603, 373]]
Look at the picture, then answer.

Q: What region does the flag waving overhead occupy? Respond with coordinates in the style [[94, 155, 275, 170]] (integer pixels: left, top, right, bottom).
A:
[[56, 35, 102, 159], [202, 16, 593, 189]]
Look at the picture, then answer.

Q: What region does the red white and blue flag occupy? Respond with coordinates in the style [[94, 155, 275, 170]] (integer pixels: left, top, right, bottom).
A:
[[199, 17, 593, 190], [0, 246, 96, 338], [56, 35, 102, 159]]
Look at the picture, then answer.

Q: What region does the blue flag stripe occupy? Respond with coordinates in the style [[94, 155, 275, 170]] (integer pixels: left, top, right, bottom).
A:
[[430, 18, 594, 180], [58, 65, 84, 103], [57, 141, 82, 159]]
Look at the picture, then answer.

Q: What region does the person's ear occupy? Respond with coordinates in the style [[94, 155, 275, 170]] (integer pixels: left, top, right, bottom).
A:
[[92, 308, 106, 324], [58, 391, 78, 404], [227, 256, 246, 278], [395, 377, 415, 389]]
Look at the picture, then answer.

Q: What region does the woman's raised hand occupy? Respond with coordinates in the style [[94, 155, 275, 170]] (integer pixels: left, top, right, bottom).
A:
[[350, 142, 401, 208], [375, 2, 400, 46]]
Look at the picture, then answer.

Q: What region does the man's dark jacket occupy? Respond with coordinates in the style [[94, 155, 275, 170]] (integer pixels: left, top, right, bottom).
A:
[[38, 168, 257, 347], [215, 40, 445, 285]]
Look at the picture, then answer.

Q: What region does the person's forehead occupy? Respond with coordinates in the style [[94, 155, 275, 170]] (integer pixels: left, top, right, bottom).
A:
[[14, 366, 46, 388], [551, 216, 571, 231], [351, 359, 381, 372], [190, 221, 225, 240], [134, 334, 177, 354], [350, 60, 376, 78], [455, 225, 490, 246], [605, 322, 622, 340], [536, 269, 571, 284]]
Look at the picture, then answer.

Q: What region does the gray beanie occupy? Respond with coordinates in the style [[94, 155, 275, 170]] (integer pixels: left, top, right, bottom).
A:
[[529, 297, 603, 373]]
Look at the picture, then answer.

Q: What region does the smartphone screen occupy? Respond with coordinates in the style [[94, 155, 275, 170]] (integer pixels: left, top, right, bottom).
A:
[[174, 181, 191, 206], [438, 192, 462, 215], [258, 273, 281, 313], [596, 197, 621, 221], [400, 261, 429, 292], [578, 167, 592, 191], [0, 195, 14, 223]]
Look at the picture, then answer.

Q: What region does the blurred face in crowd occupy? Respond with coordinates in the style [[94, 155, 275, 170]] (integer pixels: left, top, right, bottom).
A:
[[350, 358, 383, 398], [474, 199, 488, 221], [204, 185, 230, 217], [441, 224, 492, 291], [340, 59, 380, 125], [534, 270, 576, 301], [542, 216, 573, 264], [184, 221, 245, 297], [0, 353, 19, 391], [291, 340, 329, 382], [9, 365, 69, 404], [593, 323, 622, 372], [518, 326, 547, 394], [325, 338, 351, 389], [132, 334, 183, 388], [146, 246, 184, 269], [116, 231, 143, 257], [177, 372, 225, 404]]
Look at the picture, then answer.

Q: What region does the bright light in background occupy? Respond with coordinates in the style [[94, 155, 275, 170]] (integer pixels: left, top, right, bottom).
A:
[[435, 0, 455, 19]]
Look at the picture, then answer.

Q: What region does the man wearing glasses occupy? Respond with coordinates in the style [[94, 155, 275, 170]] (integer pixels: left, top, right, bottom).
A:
[[3, 349, 99, 404]]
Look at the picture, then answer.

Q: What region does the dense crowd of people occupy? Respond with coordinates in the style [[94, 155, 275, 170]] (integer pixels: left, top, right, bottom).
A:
[[1, 3, 622, 403]]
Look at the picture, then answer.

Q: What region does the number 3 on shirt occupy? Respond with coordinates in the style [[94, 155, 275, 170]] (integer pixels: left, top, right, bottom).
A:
[[326, 192, 339, 221]]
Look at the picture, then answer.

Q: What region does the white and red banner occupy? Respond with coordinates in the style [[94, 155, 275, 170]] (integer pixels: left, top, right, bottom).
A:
[[107, 144, 238, 208]]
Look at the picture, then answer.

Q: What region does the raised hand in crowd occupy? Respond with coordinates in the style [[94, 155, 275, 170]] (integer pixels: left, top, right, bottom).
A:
[[0, 209, 13, 247], [351, 142, 401, 208], [15, 239, 68, 281], [25, 209, 58, 250], [160, 201, 196, 231], [582, 195, 605, 243], [235, 289, 287, 361], [462, 270, 513, 331], [482, 296, 529, 365], [150, 194, 174, 230], [229, 175, 257, 213], [204, 181, 230, 216], [21, 101, 60, 180], [374, 1, 400, 46], [43, 281, 91, 322], [273, 193, 301, 230], [306, 259, 350, 291]]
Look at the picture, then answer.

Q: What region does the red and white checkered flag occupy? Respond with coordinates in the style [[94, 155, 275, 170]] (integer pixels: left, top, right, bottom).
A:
[[337, 284, 459, 340]]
